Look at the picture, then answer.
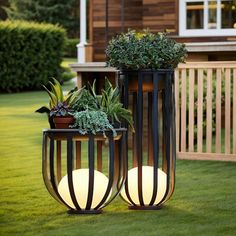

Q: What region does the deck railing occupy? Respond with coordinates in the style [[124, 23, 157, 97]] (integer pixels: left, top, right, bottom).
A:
[[175, 62, 236, 161]]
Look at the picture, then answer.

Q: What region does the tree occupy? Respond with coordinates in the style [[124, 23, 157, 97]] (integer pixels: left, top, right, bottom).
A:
[[0, 0, 9, 20], [6, 0, 80, 37]]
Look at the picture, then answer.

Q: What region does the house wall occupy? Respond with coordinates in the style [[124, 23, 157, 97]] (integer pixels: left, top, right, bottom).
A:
[[90, 0, 236, 62], [91, 0, 143, 61], [143, 0, 178, 33]]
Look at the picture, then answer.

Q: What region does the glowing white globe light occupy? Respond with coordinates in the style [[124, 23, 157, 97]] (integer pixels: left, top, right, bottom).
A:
[[120, 166, 167, 205], [58, 169, 111, 209]]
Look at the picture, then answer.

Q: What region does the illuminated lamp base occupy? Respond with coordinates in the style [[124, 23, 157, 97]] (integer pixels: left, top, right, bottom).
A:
[[58, 169, 110, 210], [120, 166, 167, 207]]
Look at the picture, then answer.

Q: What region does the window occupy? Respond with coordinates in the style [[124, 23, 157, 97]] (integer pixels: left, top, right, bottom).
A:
[[179, 0, 236, 36]]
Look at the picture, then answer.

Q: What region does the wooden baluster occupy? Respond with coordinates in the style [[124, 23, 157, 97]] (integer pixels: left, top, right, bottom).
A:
[[197, 69, 203, 152], [216, 69, 222, 153], [206, 69, 212, 153], [181, 69, 187, 152]]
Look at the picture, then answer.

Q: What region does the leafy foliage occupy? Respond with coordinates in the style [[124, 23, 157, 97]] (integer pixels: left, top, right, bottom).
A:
[[36, 78, 82, 117], [5, 0, 80, 37], [100, 79, 134, 131], [72, 88, 100, 112], [72, 78, 134, 131], [71, 109, 116, 136], [37, 77, 133, 135], [0, 20, 66, 92], [106, 29, 187, 70]]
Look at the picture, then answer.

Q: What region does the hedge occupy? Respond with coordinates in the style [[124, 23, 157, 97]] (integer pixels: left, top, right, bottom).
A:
[[64, 38, 79, 58], [0, 20, 66, 92]]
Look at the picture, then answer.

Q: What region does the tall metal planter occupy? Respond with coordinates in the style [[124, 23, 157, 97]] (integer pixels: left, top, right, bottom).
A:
[[42, 129, 127, 214], [119, 70, 176, 210]]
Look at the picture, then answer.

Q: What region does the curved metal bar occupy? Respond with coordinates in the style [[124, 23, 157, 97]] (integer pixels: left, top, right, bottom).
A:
[[137, 72, 144, 206], [158, 71, 173, 206], [163, 71, 176, 202], [42, 132, 72, 209], [117, 131, 127, 190], [42, 133, 55, 199], [122, 74, 136, 206], [67, 137, 81, 210], [148, 92, 153, 166], [85, 135, 95, 210], [149, 72, 159, 205], [95, 134, 114, 209]]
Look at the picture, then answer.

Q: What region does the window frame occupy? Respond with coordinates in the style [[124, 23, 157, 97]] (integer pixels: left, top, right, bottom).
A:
[[179, 0, 236, 36]]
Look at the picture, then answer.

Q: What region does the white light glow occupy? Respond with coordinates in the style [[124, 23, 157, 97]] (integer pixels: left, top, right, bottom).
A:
[[58, 169, 111, 209], [120, 166, 167, 205]]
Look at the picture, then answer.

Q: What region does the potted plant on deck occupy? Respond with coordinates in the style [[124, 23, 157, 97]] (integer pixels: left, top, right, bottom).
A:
[[106, 29, 187, 209]]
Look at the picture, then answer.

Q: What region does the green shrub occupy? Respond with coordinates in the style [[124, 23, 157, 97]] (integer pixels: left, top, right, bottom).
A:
[[64, 38, 79, 57], [106, 29, 187, 70], [0, 20, 66, 92]]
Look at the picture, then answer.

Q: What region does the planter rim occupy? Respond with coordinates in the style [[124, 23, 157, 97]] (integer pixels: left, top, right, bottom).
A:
[[52, 115, 74, 119], [118, 68, 174, 73], [43, 128, 127, 134]]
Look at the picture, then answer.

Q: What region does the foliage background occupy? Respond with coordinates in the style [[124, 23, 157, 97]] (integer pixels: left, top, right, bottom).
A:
[[0, 20, 66, 92]]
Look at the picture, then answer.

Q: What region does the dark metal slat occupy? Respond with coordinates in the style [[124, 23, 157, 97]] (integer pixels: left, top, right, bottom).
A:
[[137, 72, 144, 206], [95, 135, 114, 209], [56, 140, 61, 181], [76, 141, 81, 169], [67, 137, 81, 210], [97, 141, 103, 172], [150, 72, 159, 205], [86, 136, 95, 210]]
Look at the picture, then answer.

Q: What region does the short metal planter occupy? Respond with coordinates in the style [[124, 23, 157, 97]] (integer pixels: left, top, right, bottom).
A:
[[42, 128, 127, 214], [119, 70, 176, 210]]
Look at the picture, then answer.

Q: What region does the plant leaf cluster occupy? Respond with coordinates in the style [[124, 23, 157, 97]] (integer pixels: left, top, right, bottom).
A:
[[72, 78, 134, 132], [36, 78, 82, 117], [71, 109, 117, 136], [36, 78, 134, 136], [106, 29, 187, 70]]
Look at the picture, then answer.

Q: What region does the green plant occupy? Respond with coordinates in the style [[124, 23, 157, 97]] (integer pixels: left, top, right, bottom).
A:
[[5, 0, 80, 37], [72, 78, 134, 132], [106, 29, 187, 70], [36, 78, 81, 117], [0, 20, 66, 93], [100, 79, 134, 131], [71, 109, 116, 136], [37, 77, 133, 135]]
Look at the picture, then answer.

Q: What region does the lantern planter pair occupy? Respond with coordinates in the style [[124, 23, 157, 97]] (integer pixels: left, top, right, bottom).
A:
[[41, 29, 186, 213], [42, 70, 176, 213], [42, 128, 127, 214]]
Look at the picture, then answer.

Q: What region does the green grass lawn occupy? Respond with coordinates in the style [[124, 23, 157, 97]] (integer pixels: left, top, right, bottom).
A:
[[1, 84, 236, 236]]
